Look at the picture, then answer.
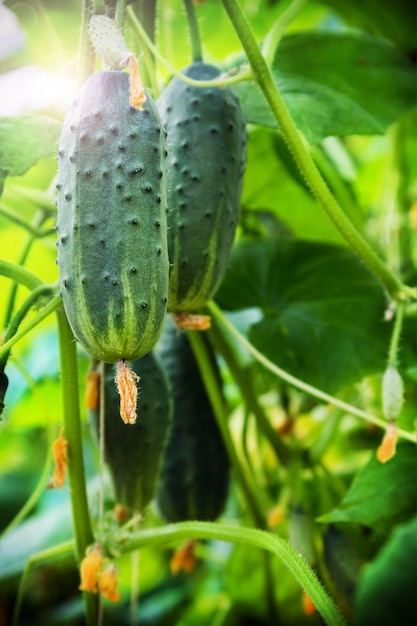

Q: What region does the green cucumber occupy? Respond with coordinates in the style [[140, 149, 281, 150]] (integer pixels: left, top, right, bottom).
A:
[[157, 62, 246, 312], [88, 352, 172, 514], [0, 370, 8, 416], [155, 317, 230, 522], [57, 70, 169, 363]]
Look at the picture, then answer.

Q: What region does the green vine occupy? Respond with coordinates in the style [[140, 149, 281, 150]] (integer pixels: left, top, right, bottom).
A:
[[0, 284, 55, 369], [116, 521, 347, 626], [220, 0, 415, 304], [207, 313, 291, 465], [0, 295, 61, 360], [207, 300, 417, 444], [56, 306, 98, 626], [183, 0, 203, 62]]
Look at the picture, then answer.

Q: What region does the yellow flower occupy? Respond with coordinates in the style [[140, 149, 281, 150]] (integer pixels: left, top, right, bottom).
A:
[[98, 564, 120, 602], [79, 544, 103, 593], [170, 540, 197, 575]]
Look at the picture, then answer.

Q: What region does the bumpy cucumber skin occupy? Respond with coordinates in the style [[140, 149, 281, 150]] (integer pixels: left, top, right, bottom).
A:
[[89, 353, 172, 513], [155, 318, 230, 523], [57, 70, 169, 363], [157, 62, 246, 312]]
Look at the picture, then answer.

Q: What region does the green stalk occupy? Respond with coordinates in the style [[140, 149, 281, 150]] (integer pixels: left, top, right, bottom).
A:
[[0, 295, 61, 359], [387, 303, 404, 367], [220, 0, 414, 303], [310, 145, 363, 231], [12, 541, 75, 626], [208, 301, 417, 444], [188, 330, 280, 623], [127, 6, 252, 89], [92, 0, 105, 14], [2, 209, 50, 328], [0, 204, 51, 237], [183, 0, 203, 62], [126, 5, 159, 97], [262, 0, 307, 65], [187, 330, 266, 529], [77, 0, 95, 87], [0, 260, 42, 291], [117, 521, 347, 626], [208, 315, 291, 465], [56, 306, 97, 625], [115, 0, 127, 29], [0, 284, 54, 369]]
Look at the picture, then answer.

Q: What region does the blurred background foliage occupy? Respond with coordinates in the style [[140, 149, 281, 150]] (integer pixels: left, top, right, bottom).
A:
[[0, 0, 416, 624]]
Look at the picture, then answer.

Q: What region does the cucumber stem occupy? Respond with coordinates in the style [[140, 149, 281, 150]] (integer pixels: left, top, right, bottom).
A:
[[0, 284, 54, 370], [118, 521, 347, 626], [77, 0, 95, 87], [56, 306, 98, 626], [387, 303, 404, 367], [183, 0, 203, 62], [262, 0, 307, 65]]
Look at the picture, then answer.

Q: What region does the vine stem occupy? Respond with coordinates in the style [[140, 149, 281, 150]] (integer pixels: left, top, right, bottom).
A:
[[117, 521, 347, 626], [127, 6, 252, 89], [207, 315, 291, 465], [220, 0, 415, 303], [207, 301, 417, 444], [262, 0, 308, 65], [0, 295, 61, 359], [56, 306, 98, 625], [387, 303, 404, 367], [0, 285, 54, 369], [0, 260, 43, 291], [12, 541, 75, 626], [183, 0, 203, 62], [187, 330, 280, 623]]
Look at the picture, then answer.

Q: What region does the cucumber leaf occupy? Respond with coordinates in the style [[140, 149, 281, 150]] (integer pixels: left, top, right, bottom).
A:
[[216, 238, 389, 393], [352, 515, 417, 626], [0, 114, 61, 183], [234, 31, 417, 143], [318, 442, 417, 532]]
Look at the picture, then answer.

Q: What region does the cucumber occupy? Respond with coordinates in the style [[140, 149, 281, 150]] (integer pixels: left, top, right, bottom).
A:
[[155, 317, 230, 522], [0, 370, 8, 416], [88, 352, 172, 514], [157, 62, 246, 312], [57, 70, 169, 363]]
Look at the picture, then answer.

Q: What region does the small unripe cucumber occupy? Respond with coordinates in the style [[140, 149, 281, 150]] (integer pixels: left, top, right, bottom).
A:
[[89, 353, 172, 513], [57, 70, 169, 363], [157, 62, 246, 312], [382, 365, 404, 420], [155, 318, 230, 522]]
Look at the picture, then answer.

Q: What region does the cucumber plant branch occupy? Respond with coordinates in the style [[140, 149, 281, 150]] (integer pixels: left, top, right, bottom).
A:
[[220, 0, 416, 304]]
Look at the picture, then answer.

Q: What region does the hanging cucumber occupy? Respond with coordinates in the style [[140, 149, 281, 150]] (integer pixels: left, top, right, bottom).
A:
[[155, 317, 230, 523], [56, 69, 169, 363], [157, 62, 246, 315], [88, 353, 172, 514]]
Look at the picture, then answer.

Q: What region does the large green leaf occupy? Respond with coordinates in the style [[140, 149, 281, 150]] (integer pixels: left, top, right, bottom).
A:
[[352, 515, 417, 626], [318, 442, 417, 532], [216, 238, 389, 393], [242, 127, 345, 244], [233, 32, 417, 143], [321, 0, 417, 53], [0, 114, 61, 180]]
